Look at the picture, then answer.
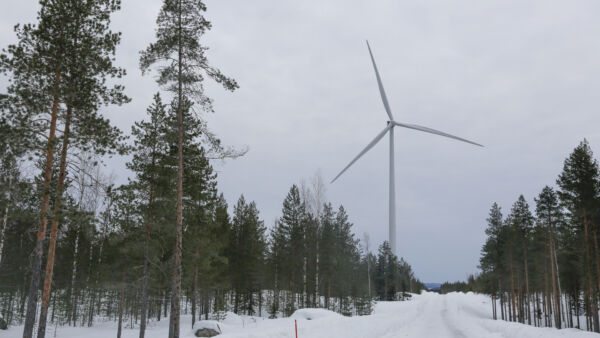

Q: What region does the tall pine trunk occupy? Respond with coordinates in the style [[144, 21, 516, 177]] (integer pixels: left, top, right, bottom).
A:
[[23, 69, 63, 338], [0, 173, 12, 268], [499, 279, 504, 321], [139, 186, 154, 338], [593, 230, 600, 327], [117, 268, 126, 338], [509, 249, 517, 322], [523, 244, 531, 325], [549, 222, 561, 328], [583, 212, 599, 332], [544, 244, 551, 327], [169, 1, 184, 337], [191, 247, 199, 329], [37, 104, 72, 338]]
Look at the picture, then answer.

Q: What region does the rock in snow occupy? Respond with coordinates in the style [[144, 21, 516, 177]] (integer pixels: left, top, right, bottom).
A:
[[192, 321, 221, 337], [194, 327, 219, 337]]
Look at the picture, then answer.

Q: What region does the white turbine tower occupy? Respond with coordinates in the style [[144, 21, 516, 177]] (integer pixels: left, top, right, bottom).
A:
[[331, 41, 483, 255]]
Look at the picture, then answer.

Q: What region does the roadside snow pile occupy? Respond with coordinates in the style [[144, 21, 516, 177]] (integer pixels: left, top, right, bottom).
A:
[[219, 312, 244, 326], [290, 308, 343, 321]]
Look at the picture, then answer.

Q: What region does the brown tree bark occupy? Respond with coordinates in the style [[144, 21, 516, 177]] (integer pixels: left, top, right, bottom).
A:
[[510, 249, 517, 322], [583, 212, 599, 332], [544, 243, 551, 327], [535, 292, 541, 327], [191, 247, 199, 329], [37, 104, 72, 338], [498, 278, 505, 320], [117, 268, 126, 338], [593, 230, 600, 305], [499, 279, 505, 321], [549, 222, 561, 328], [139, 181, 155, 338], [0, 173, 12, 268], [23, 69, 63, 338], [169, 1, 184, 337], [517, 275, 523, 323], [523, 245, 531, 326]]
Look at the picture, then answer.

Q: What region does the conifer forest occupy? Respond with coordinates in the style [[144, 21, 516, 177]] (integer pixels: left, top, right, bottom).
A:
[[2, 1, 600, 338], [438, 140, 600, 334], [0, 1, 423, 337]]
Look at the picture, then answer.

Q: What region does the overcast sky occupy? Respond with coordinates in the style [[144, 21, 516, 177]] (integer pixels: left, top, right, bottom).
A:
[[3, 0, 600, 283]]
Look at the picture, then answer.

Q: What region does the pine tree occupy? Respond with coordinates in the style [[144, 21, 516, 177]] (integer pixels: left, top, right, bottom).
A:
[[0, 2, 71, 334], [479, 202, 504, 320], [507, 195, 534, 324], [35, 1, 128, 335], [474, 141, 600, 331], [535, 186, 564, 328], [557, 139, 600, 332], [140, 1, 238, 335]]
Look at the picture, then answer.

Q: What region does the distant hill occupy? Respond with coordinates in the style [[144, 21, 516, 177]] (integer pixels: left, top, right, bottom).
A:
[[424, 283, 441, 291]]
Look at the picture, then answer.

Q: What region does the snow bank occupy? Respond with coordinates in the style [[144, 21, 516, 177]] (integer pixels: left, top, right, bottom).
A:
[[290, 308, 343, 321], [2, 292, 599, 337]]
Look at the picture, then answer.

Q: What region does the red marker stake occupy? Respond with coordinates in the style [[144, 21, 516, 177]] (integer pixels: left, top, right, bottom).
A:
[[295, 319, 298, 338]]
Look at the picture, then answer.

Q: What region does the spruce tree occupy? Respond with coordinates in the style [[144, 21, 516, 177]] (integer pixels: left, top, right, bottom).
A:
[[318, 203, 336, 308], [375, 241, 395, 300], [228, 196, 266, 315], [127, 93, 168, 338], [333, 205, 359, 307], [274, 185, 305, 315], [479, 202, 504, 319]]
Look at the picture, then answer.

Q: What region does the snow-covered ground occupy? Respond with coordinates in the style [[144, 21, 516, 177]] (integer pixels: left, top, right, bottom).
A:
[[2, 292, 597, 337]]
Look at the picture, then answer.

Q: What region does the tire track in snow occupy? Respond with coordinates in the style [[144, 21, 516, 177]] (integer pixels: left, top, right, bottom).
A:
[[441, 296, 468, 338]]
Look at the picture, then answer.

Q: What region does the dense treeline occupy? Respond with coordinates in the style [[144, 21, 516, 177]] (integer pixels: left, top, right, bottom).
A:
[[439, 275, 477, 294], [0, 1, 425, 337], [0, 140, 424, 334], [473, 139, 600, 332]]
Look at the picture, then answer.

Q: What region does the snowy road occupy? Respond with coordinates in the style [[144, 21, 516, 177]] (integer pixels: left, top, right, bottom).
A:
[[1, 292, 597, 337], [216, 292, 595, 338]]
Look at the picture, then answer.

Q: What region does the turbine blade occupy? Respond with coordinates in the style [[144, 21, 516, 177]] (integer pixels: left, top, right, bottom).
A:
[[331, 124, 392, 183], [366, 41, 394, 121], [393, 121, 484, 147]]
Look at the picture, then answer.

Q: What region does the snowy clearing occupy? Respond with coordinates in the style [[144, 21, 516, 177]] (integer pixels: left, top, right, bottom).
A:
[[2, 292, 596, 338]]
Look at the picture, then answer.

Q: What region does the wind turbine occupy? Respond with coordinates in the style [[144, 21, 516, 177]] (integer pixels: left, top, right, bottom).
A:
[[331, 41, 483, 255]]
